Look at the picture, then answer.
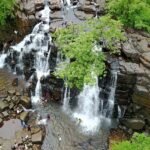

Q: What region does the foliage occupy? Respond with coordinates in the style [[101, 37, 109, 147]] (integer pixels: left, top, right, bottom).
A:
[[112, 133, 150, 150], [0, 0, 16, 25], [108, 0, 150, 33], [53, 16, 125, 89]]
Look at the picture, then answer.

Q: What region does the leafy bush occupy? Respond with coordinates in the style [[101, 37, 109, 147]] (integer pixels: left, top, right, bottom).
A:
[[112, 133, 150, 150], [0, 0, 16, 25], [53, 16, 125, 89], [108, 0, 150, 33]]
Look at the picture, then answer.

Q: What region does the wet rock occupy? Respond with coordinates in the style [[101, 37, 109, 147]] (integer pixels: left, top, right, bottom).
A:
[[2, 111, 9, 118], [21, 96, 31, 109], [31, 127, 41, 134], [23, 0, 35, 15], [50, 11, 63, 20], [32, 130, 43, 144], [120, 118, 145, 130], [16, 91, 21, 96], [20, 112, 29, 122], [7, 89, 16, 95], [119, 61, 145, 75], [141, 52, 150, 63], [122, 40, 140, 62], [78, 5, 96, 14], [0, 101, 9, 112], [12, 78, 19, 86], [132, 93, 150, 108], [9, 103, 15, 110], [49, 0, 61, 10], [32, 144, 41, 150], [74, 10, 94, 20], [96, 0, 106, 14], [35, 0, 44, 11]]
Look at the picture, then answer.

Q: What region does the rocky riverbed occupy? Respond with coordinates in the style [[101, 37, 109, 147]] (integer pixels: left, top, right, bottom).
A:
[[0, 69, 45, 150]]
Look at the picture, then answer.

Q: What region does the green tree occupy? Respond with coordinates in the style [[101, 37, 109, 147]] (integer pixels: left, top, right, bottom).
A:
[[0, 0, 16, 25], [112, 133, 150, 150], [108, 0, 150, 32], [53, 16, 125, 89]]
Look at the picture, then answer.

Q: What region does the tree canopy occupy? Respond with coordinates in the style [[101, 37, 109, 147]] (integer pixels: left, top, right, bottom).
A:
[[112, 133, 150, 150], [108, 0, 150, 33], [53, 16, 125, 89], [0, 0, 16, 25]]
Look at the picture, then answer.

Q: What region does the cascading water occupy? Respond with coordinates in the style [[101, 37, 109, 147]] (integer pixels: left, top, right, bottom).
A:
[[0, 53, 7, 68], [73, 77, 101, 134], [100, 71, 118, 118], [9, 5, 52, 104], [63, 70, 118, 134], [62, 86, 70, 112]]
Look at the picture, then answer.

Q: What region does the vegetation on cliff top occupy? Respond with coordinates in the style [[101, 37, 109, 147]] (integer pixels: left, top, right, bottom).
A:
[[0, 0, 16, 25], [112, 133, 150, 150], [108, 0, 150, 33], [53, 16, 125, 89]]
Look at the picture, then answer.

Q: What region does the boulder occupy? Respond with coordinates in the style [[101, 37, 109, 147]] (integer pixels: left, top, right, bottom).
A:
[[74, 10, 94, 20], [12, 78, 19, 86], [0, 101, 9, 112], [20, 96, 31, 109], [78, 5, 96, 13], [9, 103, 15, 109], [5, 96, 11, 102], [35, 0, 44, 11], [23, 0, 35, 15], [120, 118, 145, 130], [8, 89, 16, 95], [49, 0, 61, 10], [119, 61, 145, 75], [2, 111, 9, 118], [31, 127, 41, 134], [122, 40, 140, 62], [50, 11, 63, 20], [32, 130, 43, 144], [20, 112, 29, 122], [132, 93, 150, 108]]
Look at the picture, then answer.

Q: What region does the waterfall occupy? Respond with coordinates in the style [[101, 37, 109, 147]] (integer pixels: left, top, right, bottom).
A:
[[101, 71, 117, 118], [0, 53, 7, 68], [73, 78, 101, 134], [66, 0, 71, 6], [62, 70, 118, 134], [62, 86, 70, 112], [8, 5, 52, 104]]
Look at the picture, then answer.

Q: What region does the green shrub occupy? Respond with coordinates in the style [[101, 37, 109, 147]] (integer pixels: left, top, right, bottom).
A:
[[112, 133, 150, 150], [0, 0, 16, 25], [53, 16, 125, 89], [108, 0, 150, 33]]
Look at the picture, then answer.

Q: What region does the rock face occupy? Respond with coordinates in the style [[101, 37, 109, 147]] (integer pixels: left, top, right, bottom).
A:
[[32, 130, 43, 144], [120, 118, 145, 130], [20, 96, 31, 109], [115, 31, 150, 132], [41, 74, 64, 102]]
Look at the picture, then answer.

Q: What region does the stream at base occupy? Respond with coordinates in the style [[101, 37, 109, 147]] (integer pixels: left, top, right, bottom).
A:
[[35, 102, 116, 150]]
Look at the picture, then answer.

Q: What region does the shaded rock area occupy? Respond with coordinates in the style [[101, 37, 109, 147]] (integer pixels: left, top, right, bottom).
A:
[[115, 30, 150, 133], [40, 74, 64, 102]]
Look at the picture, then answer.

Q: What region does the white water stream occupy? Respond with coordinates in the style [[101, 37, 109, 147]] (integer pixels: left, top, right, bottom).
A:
[[0, 53, 7, 68], [62, 71, 118, 134], [10, 5, 51, 104]]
